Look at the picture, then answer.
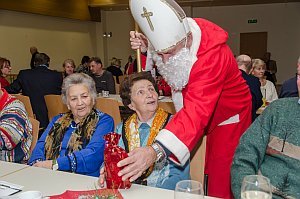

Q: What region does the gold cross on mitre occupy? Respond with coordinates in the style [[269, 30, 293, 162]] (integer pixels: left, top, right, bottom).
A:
[[141, 7, 154, 31]]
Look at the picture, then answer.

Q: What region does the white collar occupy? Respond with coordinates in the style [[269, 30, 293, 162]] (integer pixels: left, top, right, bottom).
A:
[[137, 114, 155, 128]]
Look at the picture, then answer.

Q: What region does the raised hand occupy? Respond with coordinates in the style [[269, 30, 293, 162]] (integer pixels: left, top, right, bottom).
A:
[[129, 31, 148, 53], [117, 146, 156, 182]]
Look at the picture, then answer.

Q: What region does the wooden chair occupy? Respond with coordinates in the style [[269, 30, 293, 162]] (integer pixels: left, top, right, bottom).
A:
[[44, 95, 68, 121], [12, 94, 35, 118], [158, 101, 176, 115], [190, 136, 207, 185], [118, 75, 127, 85], [28, 117, 39, 153], [95, 98, 121, 127]]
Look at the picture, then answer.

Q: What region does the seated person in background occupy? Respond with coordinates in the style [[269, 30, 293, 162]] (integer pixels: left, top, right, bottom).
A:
[[75, 55, 90, 74], [124, 55, 134, 75], [0, 82, 32, 163], [29, 73, 114, 177], [106, 57, 123, 84], [251, 58, 278, 103], [0, 58, 12, 87], [279, 56, 300, 98], [231, 87, 300, 198], [62, 59, 76, 78], [99, 72, 190, 190], [236, 55, 263, 122], [89, 57, 116, 94]]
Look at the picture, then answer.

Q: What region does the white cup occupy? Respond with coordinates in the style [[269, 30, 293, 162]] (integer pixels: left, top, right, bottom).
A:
[[102, 90, 109, 97], [17, 191, 42, 199]]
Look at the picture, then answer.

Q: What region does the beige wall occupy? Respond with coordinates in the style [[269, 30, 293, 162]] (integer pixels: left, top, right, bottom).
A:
[[102, 10, 135, 69], [0, 9, 102, 73], [0, 3, 299, 84]]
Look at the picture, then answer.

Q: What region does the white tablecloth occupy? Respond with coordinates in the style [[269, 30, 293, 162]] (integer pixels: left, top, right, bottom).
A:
[[0, 162, 218, 198]]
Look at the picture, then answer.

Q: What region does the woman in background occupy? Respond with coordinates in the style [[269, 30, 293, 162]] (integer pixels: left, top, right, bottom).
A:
[[29, 73, 114, 176], [0, 58, 12, 87], [252, 58, 278, 103], [62, 59, 75, 78]]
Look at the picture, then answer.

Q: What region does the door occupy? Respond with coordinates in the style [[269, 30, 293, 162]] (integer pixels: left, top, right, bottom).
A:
[[240, 32, 267, 59]]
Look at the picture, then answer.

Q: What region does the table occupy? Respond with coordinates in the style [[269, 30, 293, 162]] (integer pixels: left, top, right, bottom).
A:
[[0, 162, 218, 199], [0, 161, 29, 178]]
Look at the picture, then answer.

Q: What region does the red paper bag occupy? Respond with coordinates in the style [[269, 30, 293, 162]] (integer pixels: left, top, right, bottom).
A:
[[104, 133, 131, 189]]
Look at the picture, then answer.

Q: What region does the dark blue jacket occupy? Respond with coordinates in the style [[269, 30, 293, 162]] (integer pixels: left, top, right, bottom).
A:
[[279, 75, 298, 98], [240, 70, 263, 122]]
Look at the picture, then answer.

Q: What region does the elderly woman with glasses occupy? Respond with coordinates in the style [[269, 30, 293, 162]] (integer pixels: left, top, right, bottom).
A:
[[29, 73, 114, 176], [0, 58, 12, 87], [99, 72, 190, 189]]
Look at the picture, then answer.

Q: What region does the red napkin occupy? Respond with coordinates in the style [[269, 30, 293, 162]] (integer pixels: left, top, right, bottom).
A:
[[50, 189, 123, 198], [104, 133, 131, 189]]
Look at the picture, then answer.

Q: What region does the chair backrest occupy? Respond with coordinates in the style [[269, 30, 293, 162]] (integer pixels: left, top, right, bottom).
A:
[[158, 101, 176, 115], [118, 75, 127, 85], [12, 94, 35, 118], [44, 95, 68, 121], [190, 136, 207, 184], [95, 98, 121, 127], [28, 117, 39, 153]]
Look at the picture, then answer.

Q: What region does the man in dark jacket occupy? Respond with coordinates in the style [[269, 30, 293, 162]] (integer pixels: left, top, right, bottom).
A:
[[236, 54, 263, 122], [279, 56, 300, 98], [5, 53, 63, 133]]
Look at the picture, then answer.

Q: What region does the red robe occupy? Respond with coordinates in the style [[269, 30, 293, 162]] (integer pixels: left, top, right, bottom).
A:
[[155, 18, 252, 198]]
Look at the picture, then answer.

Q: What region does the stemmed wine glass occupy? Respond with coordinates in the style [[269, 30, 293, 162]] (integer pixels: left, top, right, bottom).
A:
[[174, 180, 204, 199], [241, 175, 272, 199]]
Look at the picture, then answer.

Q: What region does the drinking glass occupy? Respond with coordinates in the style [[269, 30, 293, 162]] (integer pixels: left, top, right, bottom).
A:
[[261, 88, 267, 107], [241, 175, 272, 199], [174, 180, 204, 199]]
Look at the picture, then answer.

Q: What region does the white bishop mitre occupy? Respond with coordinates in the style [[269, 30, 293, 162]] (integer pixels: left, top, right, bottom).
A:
[[129, 0, 190, 53]]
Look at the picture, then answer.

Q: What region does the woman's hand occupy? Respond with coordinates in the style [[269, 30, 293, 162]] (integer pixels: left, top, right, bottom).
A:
[[130, 31, 148, 53], [98, 167, 106, 188], [117, 146, 156, 182], [33, 160, 52, 169]]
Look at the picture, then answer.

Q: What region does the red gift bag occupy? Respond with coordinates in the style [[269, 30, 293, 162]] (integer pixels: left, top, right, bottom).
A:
[[104, 133, 131, 189]]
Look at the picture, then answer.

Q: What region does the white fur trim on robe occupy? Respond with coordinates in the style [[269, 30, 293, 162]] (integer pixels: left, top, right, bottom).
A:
[[155, 129, 190, 166]]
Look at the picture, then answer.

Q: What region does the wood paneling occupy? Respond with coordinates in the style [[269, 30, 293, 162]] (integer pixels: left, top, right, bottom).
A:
[[0, 0, 91, 21], [89, 0, 300, 10]]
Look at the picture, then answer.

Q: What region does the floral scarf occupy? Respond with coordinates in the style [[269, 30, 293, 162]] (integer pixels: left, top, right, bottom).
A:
[[44, 108, 99, 160]]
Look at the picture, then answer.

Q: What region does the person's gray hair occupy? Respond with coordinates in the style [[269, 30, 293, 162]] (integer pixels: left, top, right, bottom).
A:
[[61, 73, 97, 105]]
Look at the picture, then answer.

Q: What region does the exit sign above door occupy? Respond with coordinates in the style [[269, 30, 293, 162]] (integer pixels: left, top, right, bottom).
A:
[[248, 19, 257, 24]]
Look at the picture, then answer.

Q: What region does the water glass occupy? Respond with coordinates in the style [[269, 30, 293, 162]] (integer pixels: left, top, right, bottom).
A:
[[102, 90, 109, 97], [174, 180, 204, 199], [241, 175, 272, 199]]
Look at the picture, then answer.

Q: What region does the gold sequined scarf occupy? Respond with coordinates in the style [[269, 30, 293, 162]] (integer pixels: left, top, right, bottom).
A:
[[44, 108, 99, 160]]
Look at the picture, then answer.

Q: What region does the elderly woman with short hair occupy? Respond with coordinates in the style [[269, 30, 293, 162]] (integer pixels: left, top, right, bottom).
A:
[[29, 73, 114, 177], [99, 72, 190, 190], [251, 58, 278, 102]]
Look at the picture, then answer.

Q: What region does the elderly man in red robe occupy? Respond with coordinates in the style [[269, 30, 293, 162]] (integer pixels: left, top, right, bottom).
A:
[[117, 0, 252, 198]]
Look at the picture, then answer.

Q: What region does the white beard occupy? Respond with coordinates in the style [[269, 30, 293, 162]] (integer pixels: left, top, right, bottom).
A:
[[152, 47, 193, 91]]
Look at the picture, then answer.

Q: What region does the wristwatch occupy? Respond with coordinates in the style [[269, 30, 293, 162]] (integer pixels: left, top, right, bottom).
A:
[[52, 159, 59, 171], [151, 142, 166, 163]]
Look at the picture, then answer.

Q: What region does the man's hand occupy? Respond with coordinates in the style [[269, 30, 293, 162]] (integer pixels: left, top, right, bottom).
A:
[[33, 160, 52, 169], [117, 146, 156, 182], [129, 31, 148, 53], [98, 167, 106, 188]]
